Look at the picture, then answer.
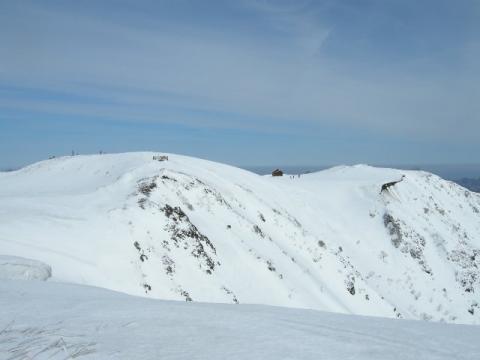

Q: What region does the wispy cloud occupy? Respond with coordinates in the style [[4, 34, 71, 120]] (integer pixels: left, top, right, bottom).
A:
[[1, 0, 479, 166]]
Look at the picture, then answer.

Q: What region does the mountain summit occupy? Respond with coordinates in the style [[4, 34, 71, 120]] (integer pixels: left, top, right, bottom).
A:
[[1, 152, 479, 324]]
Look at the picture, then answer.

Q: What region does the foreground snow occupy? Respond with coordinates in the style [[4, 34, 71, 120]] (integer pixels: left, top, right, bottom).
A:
[[1, 280, 479, 360], [1, 152, 479, 323]]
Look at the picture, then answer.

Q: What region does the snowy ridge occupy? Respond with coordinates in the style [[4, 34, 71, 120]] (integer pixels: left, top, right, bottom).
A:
[[0, 152, 479, 324]]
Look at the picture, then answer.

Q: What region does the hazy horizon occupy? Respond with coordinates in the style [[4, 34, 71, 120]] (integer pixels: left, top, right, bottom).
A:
[[2, 151, 480, 180]]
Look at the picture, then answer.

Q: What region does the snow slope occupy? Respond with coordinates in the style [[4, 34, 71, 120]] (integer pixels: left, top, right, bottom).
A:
[[0, 152, 479, 323], [1, 280, 479, 360]]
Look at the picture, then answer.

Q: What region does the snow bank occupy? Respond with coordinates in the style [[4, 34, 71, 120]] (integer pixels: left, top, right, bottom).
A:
[[0, 255, 51, 281]]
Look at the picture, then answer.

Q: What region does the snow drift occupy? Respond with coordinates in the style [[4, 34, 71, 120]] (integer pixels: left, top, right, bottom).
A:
[[0, 152, 479, 324], [0, 255, 51, 281]]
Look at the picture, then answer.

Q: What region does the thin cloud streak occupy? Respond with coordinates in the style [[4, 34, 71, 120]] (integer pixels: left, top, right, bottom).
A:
[[0, 0, 479, 165]]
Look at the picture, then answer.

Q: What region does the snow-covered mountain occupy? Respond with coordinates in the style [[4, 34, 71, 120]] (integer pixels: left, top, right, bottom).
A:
[[1, 152, 479, 324]]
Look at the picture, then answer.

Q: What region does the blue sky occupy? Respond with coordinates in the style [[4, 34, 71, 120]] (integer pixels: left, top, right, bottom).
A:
[[1, 0, 479, 168]]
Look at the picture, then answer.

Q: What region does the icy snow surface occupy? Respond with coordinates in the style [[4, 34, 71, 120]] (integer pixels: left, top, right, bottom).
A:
[[1, 152, 479, 323]]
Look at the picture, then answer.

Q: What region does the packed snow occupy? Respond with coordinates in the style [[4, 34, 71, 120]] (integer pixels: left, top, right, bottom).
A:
[[1, 280, 479, 360], [1, 152, 479, 324]]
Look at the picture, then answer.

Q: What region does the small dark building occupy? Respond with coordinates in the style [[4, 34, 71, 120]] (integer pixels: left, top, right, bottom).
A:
[[153, 155, 169, 161], [272, 169, 283, 177]]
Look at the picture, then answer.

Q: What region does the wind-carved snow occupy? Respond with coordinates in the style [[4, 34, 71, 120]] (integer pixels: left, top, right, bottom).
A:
[[0, 255, 51, 281], [0, 153, 479, 324]]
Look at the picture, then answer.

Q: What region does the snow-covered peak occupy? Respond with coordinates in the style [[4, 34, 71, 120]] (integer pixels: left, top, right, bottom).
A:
[[1, 152, 479, 324]]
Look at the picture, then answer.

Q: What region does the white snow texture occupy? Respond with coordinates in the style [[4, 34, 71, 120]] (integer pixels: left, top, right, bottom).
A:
[[1, 280, 479, 359]]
